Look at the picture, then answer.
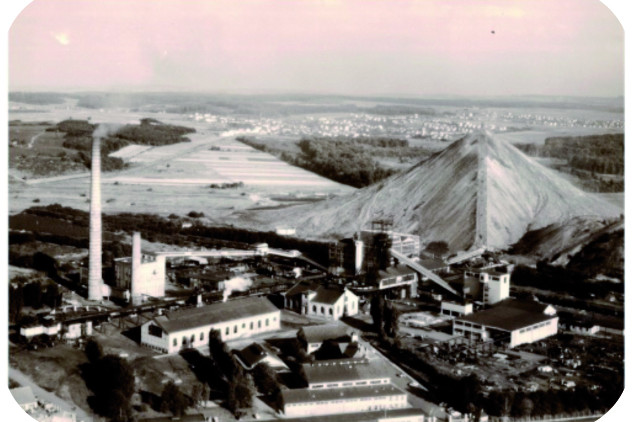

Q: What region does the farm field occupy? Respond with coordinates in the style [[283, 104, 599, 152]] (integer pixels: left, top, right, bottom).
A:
[[9, 112, 353, 218]]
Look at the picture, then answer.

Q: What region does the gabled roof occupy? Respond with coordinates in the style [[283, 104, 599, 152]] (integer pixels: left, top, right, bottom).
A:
[[302, 358, 389, 384], [284, 280, 319, 298], [311, 285, 346, 305], [10, 386, 37, 406], [152, 297, 279, 334], [456, 299, 557, 332], [282, 384, 404, 404], [300, 324, 351, 344], [234, 342, 268, 369]]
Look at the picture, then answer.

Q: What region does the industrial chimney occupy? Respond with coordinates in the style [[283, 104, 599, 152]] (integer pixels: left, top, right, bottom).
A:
[[87, 136, 103, 300], [131, 232, 142, 305]]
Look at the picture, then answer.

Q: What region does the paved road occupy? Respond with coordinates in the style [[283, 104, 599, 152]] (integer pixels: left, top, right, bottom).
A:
[[9, 367, 94, 422]]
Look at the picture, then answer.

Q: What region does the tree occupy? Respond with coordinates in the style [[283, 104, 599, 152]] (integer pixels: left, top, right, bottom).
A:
[[383, 302, 399, 338], [208, 329, 236, 377], [252, 363, 280, 396], [190, 382, 208, 407], [101, 389, 134, 422], [87, 355, 135, 420], [43, 283, 62, 308], [226, 373, 254, 415], [84, 339, 103, 364], [425, 241, 449, 258], [160, 381, 189, 417], [23, 282, 43, 309], [517, 397, 534, 417], [370, 295, 385, 334], [9, 285, 24, 323]]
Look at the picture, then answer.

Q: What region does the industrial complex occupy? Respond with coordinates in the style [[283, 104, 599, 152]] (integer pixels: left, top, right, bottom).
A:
[[9, 128, 622, 422]]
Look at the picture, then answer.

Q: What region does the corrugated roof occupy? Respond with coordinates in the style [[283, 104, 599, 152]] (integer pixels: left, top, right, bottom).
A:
[[153, 297, 279, 333], [10, 387, 37, 406], [301, 324, 351, 344], [302, 358, 389, 384], [282, 384, 405, 404], [456, 299, 556, 332]]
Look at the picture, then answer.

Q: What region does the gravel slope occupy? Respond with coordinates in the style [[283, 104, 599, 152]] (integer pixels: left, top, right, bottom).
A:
[[247, 131, 620, 251]]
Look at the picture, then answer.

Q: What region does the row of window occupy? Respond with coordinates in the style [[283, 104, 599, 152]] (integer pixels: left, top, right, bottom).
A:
[[310, 379, 388, 389], [287, 396, 406, 407], [170, 315, 278, 347], [519, 320, 552, 334], [455, 320, 481, 329], [310, 301, 356, 316]]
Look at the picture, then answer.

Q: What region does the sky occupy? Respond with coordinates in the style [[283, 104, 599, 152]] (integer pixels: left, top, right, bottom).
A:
[[7, 0, 627, 97]]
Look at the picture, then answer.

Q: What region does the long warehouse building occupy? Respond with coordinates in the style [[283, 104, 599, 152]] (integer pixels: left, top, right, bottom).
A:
[[140, 297, 280, 354]]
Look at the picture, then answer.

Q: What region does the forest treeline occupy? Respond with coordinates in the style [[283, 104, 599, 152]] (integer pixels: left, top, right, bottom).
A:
[[47, 118, 195, 172], [11, 204, 332, 266], [237, 136, 431, 188], [515, 134, 623, 175]]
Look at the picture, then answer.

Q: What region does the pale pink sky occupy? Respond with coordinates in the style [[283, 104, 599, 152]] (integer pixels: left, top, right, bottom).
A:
[[8, 0, 624, 96]]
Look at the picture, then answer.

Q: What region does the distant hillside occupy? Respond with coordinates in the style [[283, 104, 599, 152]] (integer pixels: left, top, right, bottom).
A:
[[515, 133, 624, 192], [243, 131, 620, 252], [566, 228, 623, 280]]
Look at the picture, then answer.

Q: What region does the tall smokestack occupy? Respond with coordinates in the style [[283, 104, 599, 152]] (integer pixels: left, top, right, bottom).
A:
[[88, 136, 103, 301], [131, 232, 142, 304]]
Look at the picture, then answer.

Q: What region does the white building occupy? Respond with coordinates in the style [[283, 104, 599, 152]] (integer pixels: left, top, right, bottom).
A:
[[440, 301, 473, 318], [114, 253, 166, 301], [140, 297, 280, 354], [282, 385, 408, 418], [284, 281, 359, 320], [452, 299, 558, 348], [298, 324, 357, 354], [462, 269, 510, 305], [301, 358, 391, 389]]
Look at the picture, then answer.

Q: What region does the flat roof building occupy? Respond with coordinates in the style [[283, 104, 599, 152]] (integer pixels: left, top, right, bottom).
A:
[[452, 299, 558, 348], [301, 358, 391, 389], [282, 384, 408, 418]]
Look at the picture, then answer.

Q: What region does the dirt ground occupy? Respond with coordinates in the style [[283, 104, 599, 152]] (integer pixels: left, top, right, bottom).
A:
[[9, 343, 92, 413]]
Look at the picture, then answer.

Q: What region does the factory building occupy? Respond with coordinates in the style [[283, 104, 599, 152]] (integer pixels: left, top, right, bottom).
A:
[[281, 408, 427, 422], [298, 324, 358, 354], [329, 221, 420, 276], [114, 232, 166, 303], [140, 297, 280, 354], [452, 299, 558, 348], [375, 265, 419, 298], [284, 281, 359, 320], [301, 358, 391, 389], [282, 384, 408, 418], [443, 267, 511, 308], [281, 358, 407, 418]]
